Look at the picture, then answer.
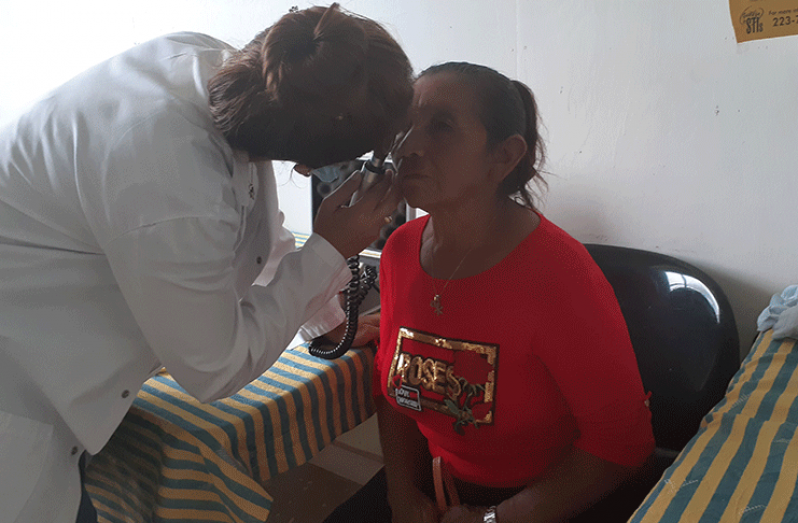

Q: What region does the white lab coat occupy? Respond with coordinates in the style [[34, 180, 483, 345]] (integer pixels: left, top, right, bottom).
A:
[[0, 32, 349, 523]]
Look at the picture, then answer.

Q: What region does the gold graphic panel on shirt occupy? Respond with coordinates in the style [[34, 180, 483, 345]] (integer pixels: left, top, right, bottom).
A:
[[387, 327, 497, 434]]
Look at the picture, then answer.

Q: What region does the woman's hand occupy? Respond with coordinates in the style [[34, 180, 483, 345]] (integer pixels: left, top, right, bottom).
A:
[[440, 505, 487, 523], [378, 396, 439, 523], [324, 313, 380, 347], [389, 486, 439, 523], [313, 169, 402, 259]]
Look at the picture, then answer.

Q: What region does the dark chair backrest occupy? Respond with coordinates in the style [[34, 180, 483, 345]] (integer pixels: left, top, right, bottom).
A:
[[585, 244, 740, 452]]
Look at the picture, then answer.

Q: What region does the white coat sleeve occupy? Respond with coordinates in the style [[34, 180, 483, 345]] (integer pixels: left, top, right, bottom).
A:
[[254, 220, 346, 341], [91, 108, 351, 402], [103, 216, 351, 403]]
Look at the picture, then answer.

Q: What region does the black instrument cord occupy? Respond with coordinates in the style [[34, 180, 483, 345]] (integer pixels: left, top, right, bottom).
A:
[[308, 152, 385, 359], [308, 255, 378, 359]]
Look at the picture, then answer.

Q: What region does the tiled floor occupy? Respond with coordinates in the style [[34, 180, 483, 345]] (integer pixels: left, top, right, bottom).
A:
[[261, 414, 384, 523]]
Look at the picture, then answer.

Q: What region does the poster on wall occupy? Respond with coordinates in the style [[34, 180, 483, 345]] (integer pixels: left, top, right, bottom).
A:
[[730, 0, 798, 42]]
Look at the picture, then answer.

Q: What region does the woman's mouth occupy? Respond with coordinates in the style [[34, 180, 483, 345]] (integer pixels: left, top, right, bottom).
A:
[[396, 159, 423, 180]]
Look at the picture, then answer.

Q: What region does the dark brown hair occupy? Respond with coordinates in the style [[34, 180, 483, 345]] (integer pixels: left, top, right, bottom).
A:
[[208, 4, 413, 168], [419, 62, 546, 209]]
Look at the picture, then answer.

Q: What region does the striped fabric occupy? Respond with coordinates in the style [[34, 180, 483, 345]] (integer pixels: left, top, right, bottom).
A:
[[85, 344, 375, 523], [631, 330, 798, 523]]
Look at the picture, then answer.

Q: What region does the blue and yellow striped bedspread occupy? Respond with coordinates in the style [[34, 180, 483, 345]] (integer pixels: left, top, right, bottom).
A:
[[631, 330, 798, 523], [84, 343, 375, 523]]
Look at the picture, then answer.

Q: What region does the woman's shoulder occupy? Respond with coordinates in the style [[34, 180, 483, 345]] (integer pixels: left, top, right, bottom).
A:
[[383, 216, 429, 248], [525, 214, 604, 281], [519, 216, 621, 317], [382, 215, 427, 255], [526, 214, 589, 259]]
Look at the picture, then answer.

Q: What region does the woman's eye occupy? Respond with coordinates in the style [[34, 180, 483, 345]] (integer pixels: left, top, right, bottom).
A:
[[429, 119, 452, 133]]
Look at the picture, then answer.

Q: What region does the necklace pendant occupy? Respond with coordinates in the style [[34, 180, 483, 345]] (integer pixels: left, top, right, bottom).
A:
[[431, 294, 443, 315]]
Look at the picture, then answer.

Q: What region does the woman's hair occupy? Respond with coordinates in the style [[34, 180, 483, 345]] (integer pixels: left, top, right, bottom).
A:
[[208, 4, 413, 168], [418, 62, 546, 209]]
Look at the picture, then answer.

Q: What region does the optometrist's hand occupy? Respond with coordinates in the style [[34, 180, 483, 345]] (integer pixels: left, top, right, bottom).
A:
[[313, 169, 401, 260], [324, 313, 380, 347]]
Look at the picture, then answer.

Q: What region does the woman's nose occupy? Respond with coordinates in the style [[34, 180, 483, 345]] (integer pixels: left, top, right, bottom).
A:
[[392, 126, 421, 160]]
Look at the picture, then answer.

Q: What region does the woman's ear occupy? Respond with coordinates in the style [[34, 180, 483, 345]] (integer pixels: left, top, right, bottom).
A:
[[489, 134, 527, 184]]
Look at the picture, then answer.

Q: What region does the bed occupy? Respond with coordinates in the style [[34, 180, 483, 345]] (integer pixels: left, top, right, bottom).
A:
[[630, 329, 798, 522]]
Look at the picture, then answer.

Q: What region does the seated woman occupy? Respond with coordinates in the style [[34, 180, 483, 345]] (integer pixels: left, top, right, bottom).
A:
[[326, 62, 655, 523]]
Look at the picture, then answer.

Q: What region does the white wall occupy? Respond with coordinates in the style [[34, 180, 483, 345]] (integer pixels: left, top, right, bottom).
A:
[[1, 1, 795, 353]]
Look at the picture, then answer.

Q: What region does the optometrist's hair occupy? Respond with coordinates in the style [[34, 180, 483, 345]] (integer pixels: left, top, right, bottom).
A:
[[208, 3, 413, 168], [418, 62, 547, 209]]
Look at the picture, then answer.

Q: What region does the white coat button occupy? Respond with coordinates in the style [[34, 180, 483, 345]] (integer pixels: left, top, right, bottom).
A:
[[121, 390, 130, 398], [256, 256, 263, 265], [71, 446, 78, 456]]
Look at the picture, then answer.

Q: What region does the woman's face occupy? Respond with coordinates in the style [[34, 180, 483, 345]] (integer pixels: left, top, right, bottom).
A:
[[392, 72, 496, 212]]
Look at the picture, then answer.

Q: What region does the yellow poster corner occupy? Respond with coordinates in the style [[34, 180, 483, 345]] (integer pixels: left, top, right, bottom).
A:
[[730, 0, 798, 42]]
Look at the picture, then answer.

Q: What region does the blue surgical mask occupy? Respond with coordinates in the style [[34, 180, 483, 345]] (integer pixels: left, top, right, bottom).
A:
[[310, 160, 358, 183], [311, 165, 343, 183]]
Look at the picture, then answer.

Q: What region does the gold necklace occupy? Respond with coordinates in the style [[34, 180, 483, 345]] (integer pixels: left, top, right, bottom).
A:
[[426, 212, 499, 316], [429, 243, 478, 316]]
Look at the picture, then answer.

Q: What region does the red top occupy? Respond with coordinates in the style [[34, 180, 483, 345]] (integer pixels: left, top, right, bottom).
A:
[[375, 213, 654, 488]]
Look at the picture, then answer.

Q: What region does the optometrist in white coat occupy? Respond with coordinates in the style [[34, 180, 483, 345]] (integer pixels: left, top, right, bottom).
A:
[[0, 5, 412, 523]]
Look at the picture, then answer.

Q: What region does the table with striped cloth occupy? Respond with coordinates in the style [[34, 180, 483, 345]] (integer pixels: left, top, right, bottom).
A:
[[84, 343, 375, 523], [631, 330, 798, 523]]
